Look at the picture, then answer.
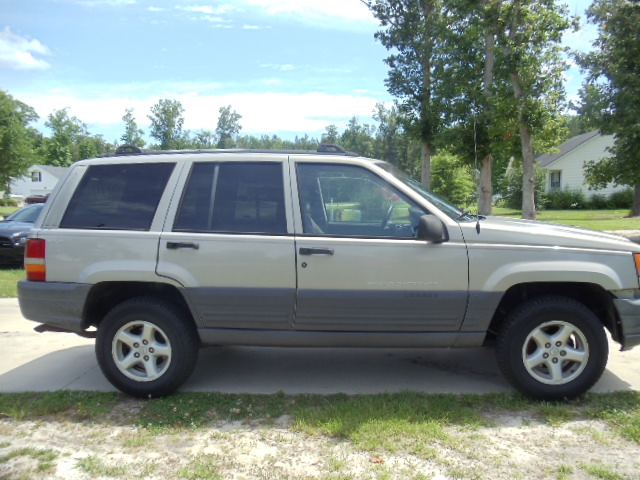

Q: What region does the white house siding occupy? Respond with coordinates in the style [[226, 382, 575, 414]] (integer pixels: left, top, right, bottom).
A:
[[10, 165, 67, 202], [541, 133, 627, 199]]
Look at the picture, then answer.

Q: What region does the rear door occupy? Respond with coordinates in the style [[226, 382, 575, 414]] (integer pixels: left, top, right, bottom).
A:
[[292, 161, 469, 332], [157, 157, 296, 329]]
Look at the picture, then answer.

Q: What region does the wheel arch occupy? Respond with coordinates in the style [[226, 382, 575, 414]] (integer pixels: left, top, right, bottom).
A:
[[485, 282, 619, 344], [81, 281, 196, 330]]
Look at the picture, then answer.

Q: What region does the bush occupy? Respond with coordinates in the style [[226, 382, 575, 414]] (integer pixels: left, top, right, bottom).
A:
[[610, 188, 634, 209], [430, 152, 476, 207], [587, 193, 612, 210], [500, 162, 547, 210], [545, 187, 587, 210], [0, 198, 18, 207]]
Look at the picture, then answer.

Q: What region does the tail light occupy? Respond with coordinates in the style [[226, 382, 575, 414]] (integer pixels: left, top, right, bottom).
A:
[[25, 238, 46, 282]]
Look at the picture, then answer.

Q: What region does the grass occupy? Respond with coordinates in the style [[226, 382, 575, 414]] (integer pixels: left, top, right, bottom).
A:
[[1, 391, 639, 479], [0, 206, 19, 218], [0, 268, 23, 297], [493, 208, 640, 231], [1, 391, 640, 444]]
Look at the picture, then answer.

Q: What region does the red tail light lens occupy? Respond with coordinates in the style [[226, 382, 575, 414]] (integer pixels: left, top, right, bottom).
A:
[[25, 238, 46, 282]]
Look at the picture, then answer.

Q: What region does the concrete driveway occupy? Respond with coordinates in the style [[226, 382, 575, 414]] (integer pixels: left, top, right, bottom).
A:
[[2, 297, 640, 395]]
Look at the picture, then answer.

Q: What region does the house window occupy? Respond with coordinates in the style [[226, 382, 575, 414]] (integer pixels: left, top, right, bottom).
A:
[[549, 171, 561, 190], [30, 171, 42, 182]]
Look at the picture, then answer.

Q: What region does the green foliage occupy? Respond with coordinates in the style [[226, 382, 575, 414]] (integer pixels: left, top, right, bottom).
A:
[[120, 108, 146, 147], [609, 188, 633, 210], [40, 108, 111, 165], [340, 116, 376, 158], [588, 193, 611, 210], [0, 197, 18, 207], [430, 152, 476, 206], [42, 108, 87, 166], [545, 187, 587, 210], [577, 0, 640, 214], [0, 91, 39, 194], [216, 105, 242, 148], [499, 161, 547, 210], [148, 99, 185, 150]]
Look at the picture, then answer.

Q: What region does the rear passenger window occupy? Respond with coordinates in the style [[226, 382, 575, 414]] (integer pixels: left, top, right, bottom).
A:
[[60, 163, 175, 230], [174, 162, 286, 234]]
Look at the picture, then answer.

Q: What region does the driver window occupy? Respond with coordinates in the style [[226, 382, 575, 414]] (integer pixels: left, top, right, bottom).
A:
[[297, 163, 425, 238]]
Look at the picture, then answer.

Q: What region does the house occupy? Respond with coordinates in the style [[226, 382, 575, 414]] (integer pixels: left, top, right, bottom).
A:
[[537, 131, 626, 199], [10, 165, 67, 204]]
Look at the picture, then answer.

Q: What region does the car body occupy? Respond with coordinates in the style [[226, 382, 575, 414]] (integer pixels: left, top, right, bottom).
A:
[[0, 203, 44, 266], [17, 146, 640, 400]]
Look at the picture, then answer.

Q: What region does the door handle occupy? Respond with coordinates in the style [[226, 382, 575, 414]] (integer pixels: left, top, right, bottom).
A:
[[299, 247, 334, 256], [167, 241, 200, 250]]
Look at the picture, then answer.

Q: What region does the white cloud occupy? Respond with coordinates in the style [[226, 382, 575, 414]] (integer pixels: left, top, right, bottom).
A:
[[24, 87, 384, 140], [179, 5, 235, 15], [76, 0, 136, 6], [235, 0, 376, 27], [0, 27, 51, 70]]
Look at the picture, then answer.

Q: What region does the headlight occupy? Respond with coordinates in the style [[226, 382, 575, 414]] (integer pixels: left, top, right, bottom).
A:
[[12, 232, 28, 246]]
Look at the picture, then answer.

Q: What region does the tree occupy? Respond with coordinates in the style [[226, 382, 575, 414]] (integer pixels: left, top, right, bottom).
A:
[[577, 0, 640, 216], [148, 99, 185, 150], [191, 130, 217, 149], [499, 0, 571, 219], [363, 0, 446, 187], [340, 116, 375, 157], [216, 105, 242, 148], [322, 125, 339, 144], [121, 108, 146, 147], [0, 91, 38, 194], [43, 108, 87, 166]]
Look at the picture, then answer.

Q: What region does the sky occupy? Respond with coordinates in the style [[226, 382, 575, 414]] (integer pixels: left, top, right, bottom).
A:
[[1, 0, 596, 145]]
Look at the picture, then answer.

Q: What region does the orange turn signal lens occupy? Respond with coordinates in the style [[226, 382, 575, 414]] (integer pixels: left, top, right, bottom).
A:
[[25, 263, 46, 282], [635, 253, 640, 278]]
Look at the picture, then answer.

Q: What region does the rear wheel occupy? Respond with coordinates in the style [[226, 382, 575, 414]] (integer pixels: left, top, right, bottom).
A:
[[496, 296, 608, 400], [96, 297, 199, 398]]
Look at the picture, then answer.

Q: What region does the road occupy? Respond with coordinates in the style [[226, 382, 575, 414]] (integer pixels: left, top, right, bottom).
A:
[[2, 297, 640, 395]]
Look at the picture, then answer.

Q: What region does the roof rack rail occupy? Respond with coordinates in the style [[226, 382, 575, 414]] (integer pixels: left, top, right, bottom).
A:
[[115, 145, 145, 155], [98, 144, 360, 158], [317, 144, 358, 156]]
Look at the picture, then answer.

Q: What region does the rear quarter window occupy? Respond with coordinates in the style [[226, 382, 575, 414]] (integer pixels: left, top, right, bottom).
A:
[[60, 163, 175, 230]]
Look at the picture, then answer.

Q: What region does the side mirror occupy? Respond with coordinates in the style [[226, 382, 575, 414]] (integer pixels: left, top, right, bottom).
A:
[[417, 214, 449, 243]]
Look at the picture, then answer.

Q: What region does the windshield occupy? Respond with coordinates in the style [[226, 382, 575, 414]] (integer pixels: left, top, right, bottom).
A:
[[5, 205, 43, 223], [375, 162, 474, 221]]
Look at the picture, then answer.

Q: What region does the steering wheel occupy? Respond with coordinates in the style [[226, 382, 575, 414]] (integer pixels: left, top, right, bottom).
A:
[[381, 204, 395, 229]]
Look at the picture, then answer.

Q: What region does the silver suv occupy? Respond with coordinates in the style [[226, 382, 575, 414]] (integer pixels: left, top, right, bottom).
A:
[[18, 145, 640, 400]]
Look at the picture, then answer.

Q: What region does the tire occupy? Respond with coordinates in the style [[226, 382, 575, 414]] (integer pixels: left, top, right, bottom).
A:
[[496, 295, 608, 401], [96, 297, 199, 398]]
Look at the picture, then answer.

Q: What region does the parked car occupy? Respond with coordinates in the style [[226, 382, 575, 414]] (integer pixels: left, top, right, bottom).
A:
[[26, 195, 48, 204], [0, 203, 44, 266], [17, 145, 640, 400]]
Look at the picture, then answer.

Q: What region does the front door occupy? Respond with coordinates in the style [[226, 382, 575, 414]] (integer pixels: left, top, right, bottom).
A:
[[293, 162, 468, 332]]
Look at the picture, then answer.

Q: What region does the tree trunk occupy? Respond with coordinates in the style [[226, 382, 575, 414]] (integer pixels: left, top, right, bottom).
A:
[[478, 153, 493, 215], [421, 141, 431, 187], [634, 184, 640, 217], [519, 124, 536, 220], [478, 13, 496, 216]]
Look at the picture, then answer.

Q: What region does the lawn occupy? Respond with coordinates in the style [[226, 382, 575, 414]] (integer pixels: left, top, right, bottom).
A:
[[0, 205, 20, 218], [493, 208, 640, 231], [0, 269, 24, 297]]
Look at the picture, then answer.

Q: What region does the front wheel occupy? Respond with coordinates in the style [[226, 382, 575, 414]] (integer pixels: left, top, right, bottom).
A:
[[96, 297, 199, 398], [496, 296, 608, 400]]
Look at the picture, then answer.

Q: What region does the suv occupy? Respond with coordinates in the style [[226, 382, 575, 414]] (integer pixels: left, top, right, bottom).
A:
[[18, 145, 640, 400]]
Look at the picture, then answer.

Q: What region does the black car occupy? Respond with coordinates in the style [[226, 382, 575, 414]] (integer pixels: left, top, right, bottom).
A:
[[0, 203, 44, 266]]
